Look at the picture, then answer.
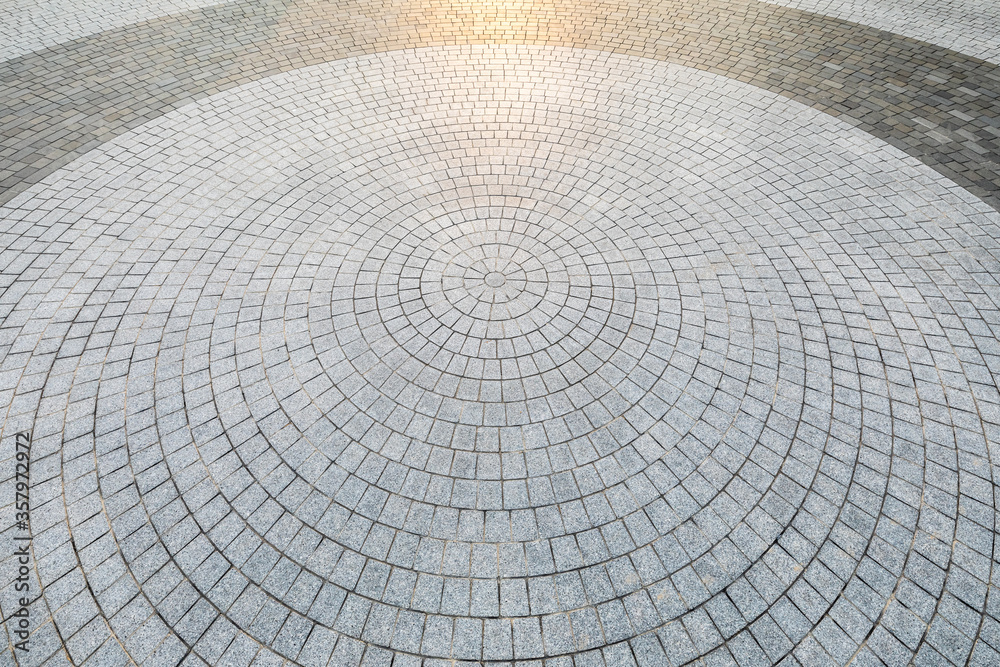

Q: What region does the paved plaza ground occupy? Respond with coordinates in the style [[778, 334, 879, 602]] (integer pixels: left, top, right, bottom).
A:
[[1, 0, 1000, 665]]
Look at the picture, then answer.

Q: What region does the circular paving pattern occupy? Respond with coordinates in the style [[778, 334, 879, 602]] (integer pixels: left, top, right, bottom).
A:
[[2, 44, 1000, 666]]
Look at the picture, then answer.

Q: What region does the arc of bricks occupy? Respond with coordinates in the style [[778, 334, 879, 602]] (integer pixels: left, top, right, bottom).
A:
[[0, 0, 999, 210]]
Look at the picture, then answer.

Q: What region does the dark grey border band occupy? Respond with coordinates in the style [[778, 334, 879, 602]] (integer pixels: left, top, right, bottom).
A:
[[1, 0, 998, 211]]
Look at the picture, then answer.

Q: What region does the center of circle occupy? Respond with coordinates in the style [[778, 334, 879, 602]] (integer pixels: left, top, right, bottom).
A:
[[484, 271, 506, 288]]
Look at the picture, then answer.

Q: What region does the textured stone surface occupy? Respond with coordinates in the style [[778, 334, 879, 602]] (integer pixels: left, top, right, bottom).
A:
[[0, 0, 236, 62], [1, 3, 999, 667], [760, 0, 1000, 65], [1, 0, 1000, 215], [2, 44, 1000, 666]]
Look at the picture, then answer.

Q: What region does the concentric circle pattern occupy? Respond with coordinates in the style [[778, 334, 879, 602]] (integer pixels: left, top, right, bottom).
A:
[[2, 44, 1000, 667]]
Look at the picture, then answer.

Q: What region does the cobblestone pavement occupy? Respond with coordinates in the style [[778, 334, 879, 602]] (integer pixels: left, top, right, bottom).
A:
[[0, 0, 239, 62], [757, 0, 1000, 65], [0, 3, 999, 667]]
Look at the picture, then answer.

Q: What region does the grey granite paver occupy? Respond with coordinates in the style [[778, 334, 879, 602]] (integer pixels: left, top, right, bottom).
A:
[[1, 0, 999, 663]]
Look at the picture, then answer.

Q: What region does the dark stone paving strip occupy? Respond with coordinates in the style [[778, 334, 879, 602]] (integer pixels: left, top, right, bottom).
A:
[[1, 0, 999, 211]]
